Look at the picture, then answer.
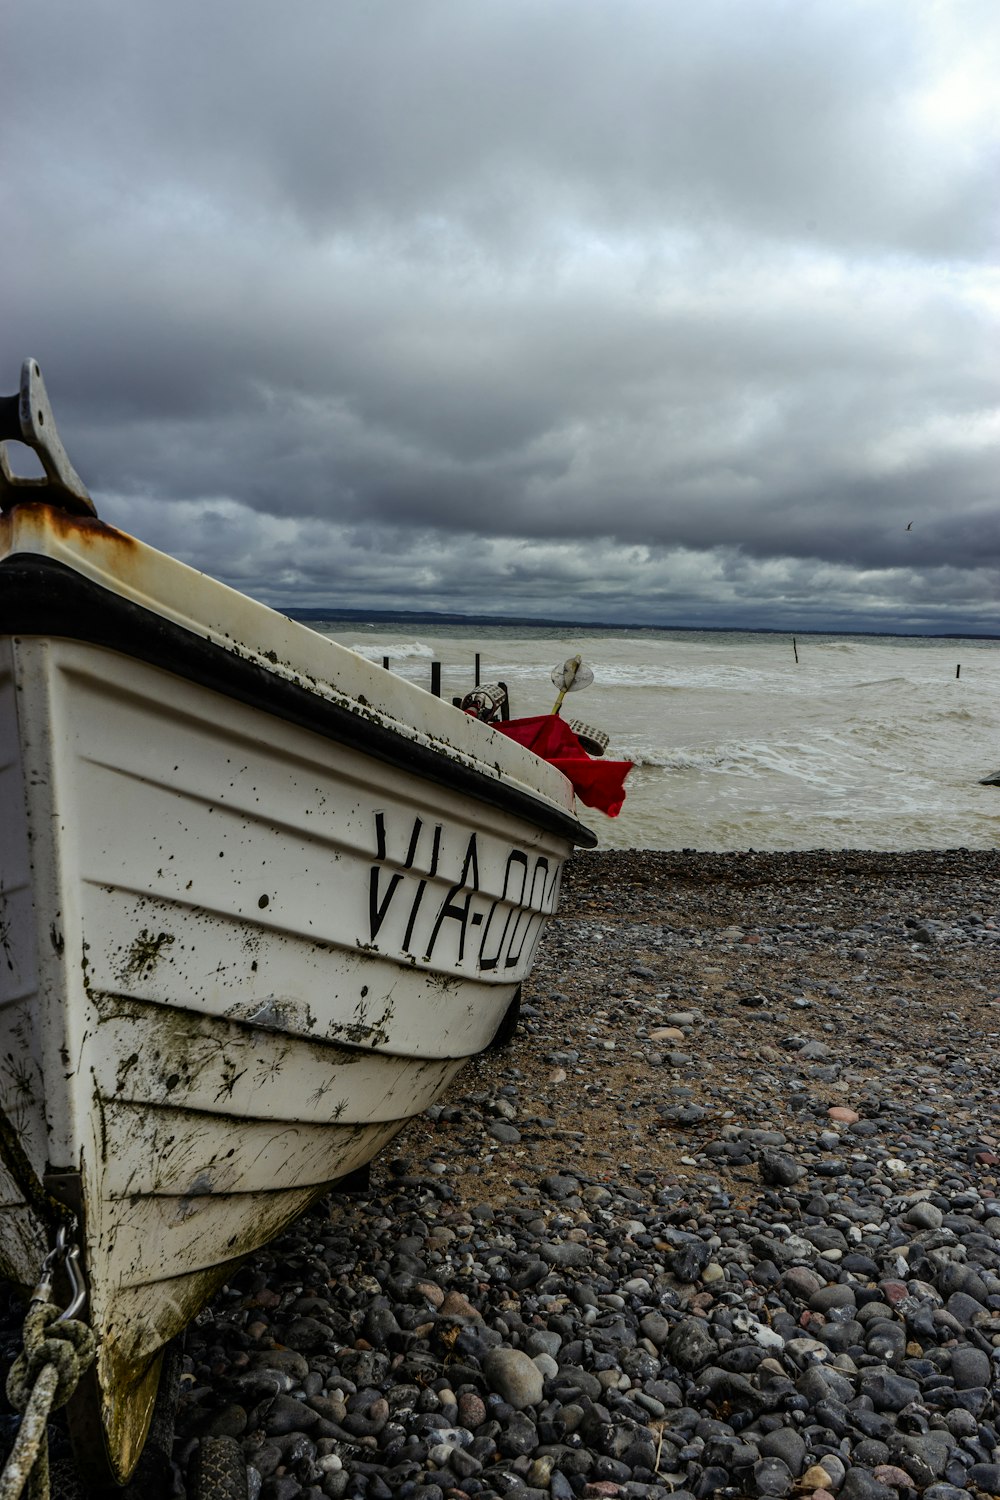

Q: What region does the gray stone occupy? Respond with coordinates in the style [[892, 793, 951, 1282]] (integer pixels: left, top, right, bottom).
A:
[[904, 1200, 943, 1230], [203, 1404, 248, 1438], [781, 1265, 824, 1300], [968, 1465, 1000, 1493], [946, 1290, 986, 1325], [797, 1362, 855, 1405], [496, 1410, 540, 1457], [229, 1370, 296, 1401], [482, 1347, 545, 1409], [810, 1284, 857, 1312], [947, 1384, 991, 1417], [247, 1444, 282, 1480], [856, 1365, 921, 1412], [758, 1428, 806, 1475], [668, 1240, 711, 1282], [818, 1455, 846, 1489], [665, 1317, 718, 1372], [539, 1240, 592, 1268], [854, 1300, 894, 1325], [805, 1225, 849, 1253], [639, 1311, 672, 1348], [897, 1432, 952, 1482], [759, 1151, 806, 1187], [524, 1329, 562, 1359], [942, 1406, 978, 1438], [539, 1174, 582, 1200], [263, 1395, 321, 1436], [839, 1470, 896, 1500], [361, 1300, 402, 1346], [264, 1477, 304, 1500], [949, 1345, 991, 1388], [448, 1446, 484, 1479], [556, 1363, 603, 1399], [752, 1457, 794, 1496], [250, 1350, 311, 1380], [865, 1320, 906, 1362], [852, 1440, 890, 1469]]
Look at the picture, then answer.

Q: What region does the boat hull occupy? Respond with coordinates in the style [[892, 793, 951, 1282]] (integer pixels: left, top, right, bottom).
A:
[[0, 507, 591, 1482]]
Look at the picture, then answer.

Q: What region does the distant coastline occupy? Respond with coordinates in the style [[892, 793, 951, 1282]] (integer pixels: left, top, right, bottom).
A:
[[281, 605, 1000, 642]]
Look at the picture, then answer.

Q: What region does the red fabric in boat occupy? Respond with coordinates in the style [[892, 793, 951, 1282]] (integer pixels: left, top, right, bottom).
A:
[[493, 714, 633, 817]]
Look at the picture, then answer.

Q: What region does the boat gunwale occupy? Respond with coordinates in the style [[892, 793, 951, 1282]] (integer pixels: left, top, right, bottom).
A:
[[0, 553, 598, 848]]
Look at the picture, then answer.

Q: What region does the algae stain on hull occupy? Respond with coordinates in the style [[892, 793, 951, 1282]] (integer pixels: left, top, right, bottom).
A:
[[115, 930, 175, 984], [87, 1164, 373, 1482]]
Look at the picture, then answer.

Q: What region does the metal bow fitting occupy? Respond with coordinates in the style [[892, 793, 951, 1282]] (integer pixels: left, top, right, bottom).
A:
[[0, 359, 95, 517]]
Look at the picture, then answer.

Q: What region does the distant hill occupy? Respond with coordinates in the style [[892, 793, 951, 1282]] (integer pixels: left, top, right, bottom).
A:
[[279, 605, 998, 640]]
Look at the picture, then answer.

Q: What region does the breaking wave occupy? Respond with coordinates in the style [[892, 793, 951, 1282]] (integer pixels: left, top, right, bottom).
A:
[[347, 640, 436, 661]]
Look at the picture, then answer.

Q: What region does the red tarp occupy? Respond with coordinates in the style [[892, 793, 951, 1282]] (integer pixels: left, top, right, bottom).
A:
[[493, 714, 633, 817]]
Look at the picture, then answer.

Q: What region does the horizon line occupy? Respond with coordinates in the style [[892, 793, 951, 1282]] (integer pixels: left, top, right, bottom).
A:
[[278, 605, 1000, 642]]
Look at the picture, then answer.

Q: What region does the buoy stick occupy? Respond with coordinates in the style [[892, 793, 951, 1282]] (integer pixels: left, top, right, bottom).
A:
[[551, 655, 582, 715]]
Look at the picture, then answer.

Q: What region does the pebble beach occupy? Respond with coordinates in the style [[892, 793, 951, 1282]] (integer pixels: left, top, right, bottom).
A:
[[171, 849, 1000, 1500]]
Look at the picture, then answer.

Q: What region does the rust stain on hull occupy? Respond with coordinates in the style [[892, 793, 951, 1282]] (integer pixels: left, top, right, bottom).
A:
[[0, 500, 139, 554]]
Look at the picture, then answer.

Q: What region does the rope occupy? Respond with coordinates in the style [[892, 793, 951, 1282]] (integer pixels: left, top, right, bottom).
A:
[[1, 1304, 97, 1500], [0, 1365, 58, 1500], [0, 1107, 74, 1238]]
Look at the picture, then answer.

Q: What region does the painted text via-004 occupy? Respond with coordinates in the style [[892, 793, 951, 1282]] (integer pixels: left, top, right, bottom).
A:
[[368, 812, 561, 969]]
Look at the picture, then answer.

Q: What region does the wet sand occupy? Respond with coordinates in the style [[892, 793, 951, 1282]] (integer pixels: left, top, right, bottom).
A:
[[387, 849, 1000, 1205]]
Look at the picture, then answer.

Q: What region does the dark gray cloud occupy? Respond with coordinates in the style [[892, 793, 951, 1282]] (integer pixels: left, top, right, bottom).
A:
[[3, 0, 998, 631]]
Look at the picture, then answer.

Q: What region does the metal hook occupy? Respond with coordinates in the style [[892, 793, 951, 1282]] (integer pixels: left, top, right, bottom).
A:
[[29, 1225, 88, 1321], [55, 1243, 87, 1323]]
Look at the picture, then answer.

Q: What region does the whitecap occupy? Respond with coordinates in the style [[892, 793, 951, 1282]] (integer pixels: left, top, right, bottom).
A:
[[347, 641, 436, 661]]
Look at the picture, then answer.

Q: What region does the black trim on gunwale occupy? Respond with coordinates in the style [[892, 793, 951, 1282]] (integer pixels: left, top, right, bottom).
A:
[[0, 554, 598, 849]]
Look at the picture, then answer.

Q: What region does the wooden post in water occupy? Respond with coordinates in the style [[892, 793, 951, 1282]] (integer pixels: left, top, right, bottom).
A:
[[431, 662, 442, 698], [792, 637, 799, 664], [382, 656, 389, 671], [475, 652, 481, 687], [956, 664, 961, 679]]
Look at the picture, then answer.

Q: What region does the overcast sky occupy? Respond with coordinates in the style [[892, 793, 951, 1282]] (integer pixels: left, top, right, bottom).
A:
[[5, 0, 999, 632]]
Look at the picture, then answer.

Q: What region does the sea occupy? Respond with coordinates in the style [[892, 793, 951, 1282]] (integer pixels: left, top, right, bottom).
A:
[[306, 620, 1000, 853]]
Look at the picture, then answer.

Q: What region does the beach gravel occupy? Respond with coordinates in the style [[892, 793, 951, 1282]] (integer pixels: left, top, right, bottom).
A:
[[5, 849, 1000, 1499]]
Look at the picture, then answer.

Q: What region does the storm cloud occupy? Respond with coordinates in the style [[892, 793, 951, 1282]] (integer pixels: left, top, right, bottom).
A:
[[4, 0, 998, 630]]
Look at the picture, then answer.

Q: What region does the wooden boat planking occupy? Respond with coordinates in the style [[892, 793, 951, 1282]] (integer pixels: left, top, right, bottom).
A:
[[0, 362, 597, 1485]]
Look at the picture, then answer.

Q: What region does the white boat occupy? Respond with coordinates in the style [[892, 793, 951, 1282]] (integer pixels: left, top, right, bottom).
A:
[[0, 361, 596, 1484]]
